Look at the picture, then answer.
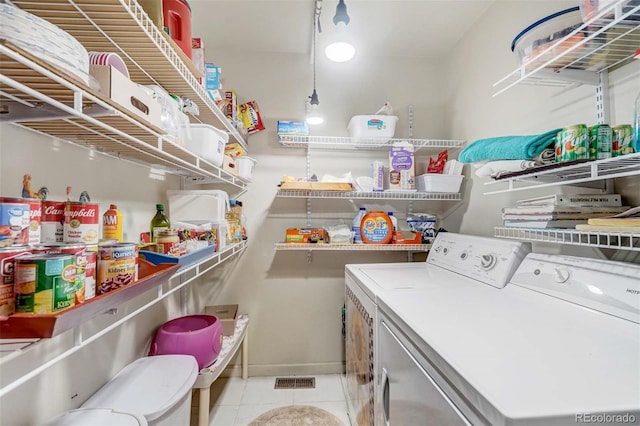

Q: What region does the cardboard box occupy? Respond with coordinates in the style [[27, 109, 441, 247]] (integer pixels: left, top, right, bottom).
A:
[[205, 64, 222, 101], [277, 121, 309, 135], [90, 65, 162, 130], [389, 142, 415, 190], [225, 90, 237, 123], [205, 304, 238, 336], [223, 155, 237, 175], [285, 228, 328, 243], [192, 38, 205, 85], [225, 142, 248, 158]]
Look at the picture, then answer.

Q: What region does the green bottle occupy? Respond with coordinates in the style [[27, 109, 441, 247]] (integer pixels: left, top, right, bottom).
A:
[[150, 203, 170, 243]]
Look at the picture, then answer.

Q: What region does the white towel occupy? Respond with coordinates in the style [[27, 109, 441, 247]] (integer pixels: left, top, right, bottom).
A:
[[475, 160, 539, 178]]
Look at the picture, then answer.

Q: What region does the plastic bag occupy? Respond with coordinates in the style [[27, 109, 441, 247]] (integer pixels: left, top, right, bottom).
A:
[[427, 150, 448, 174]]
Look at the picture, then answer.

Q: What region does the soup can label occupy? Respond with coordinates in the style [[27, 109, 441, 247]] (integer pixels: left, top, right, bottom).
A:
[[0, 246, 31, 316], [0, 198, 30, 247], [41, 201, 65, 243], [15, 254, 76, 314], [588, 124, 612, 160], [97, 243, 138, 295], [64, 202, 99, 245], [81, 251, 97, 301], [612, 125, 634, 157], [21, 199, 42, 245]]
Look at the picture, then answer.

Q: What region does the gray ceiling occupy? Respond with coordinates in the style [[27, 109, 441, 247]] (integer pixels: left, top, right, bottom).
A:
[[189, 0, 497, 59]]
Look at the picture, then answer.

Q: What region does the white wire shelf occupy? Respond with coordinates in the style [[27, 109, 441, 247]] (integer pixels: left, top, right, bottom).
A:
[[495, 227, 640, 251], [274, 243, 431, 252], [0, 42, 247, 189], [484, 153, 640, 194], [275, 190, 462, 200], [12, 0, 247, 150], [494, 0, 640, 95], [278, 135, 466, 150]]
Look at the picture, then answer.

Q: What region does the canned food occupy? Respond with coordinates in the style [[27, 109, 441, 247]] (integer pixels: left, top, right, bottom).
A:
[[157, 230, 185, 256], [32, 243, 86, 256], [0, 198, 30, 247], [15, 254, 76, 314], [97, 243, 138, 295], [22, 199, 42, 245], [588, 124, 612, 160], [612, 125, 634, 157], [41, 201, 65, 243], [63, 202, 99, 245], [0, 246, 31, 316], [79, 250, 97, 301], [555, 124, 589, 162]]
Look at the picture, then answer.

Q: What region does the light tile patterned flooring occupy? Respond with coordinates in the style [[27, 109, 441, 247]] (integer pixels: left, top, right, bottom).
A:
[[195, 374, 350, 426]]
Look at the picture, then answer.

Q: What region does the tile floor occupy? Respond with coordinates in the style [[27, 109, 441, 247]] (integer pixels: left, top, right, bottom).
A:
[[197, 374, 350, 426]]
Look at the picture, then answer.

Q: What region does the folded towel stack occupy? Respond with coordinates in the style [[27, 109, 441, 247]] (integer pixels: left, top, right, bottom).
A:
[[459, 129, 561, 163]]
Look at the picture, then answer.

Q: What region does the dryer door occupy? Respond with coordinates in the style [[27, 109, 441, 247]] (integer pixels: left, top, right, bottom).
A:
[[378, 319, 470, 426]]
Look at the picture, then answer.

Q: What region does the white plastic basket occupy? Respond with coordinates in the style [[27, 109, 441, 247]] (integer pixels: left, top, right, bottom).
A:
[[416, 174, 463, 193]]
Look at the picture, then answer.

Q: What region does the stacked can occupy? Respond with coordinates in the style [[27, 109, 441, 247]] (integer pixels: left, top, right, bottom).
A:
[[612, 125, 634, 157], [555, 124, 589, 162], [588, 124, 612, 160]]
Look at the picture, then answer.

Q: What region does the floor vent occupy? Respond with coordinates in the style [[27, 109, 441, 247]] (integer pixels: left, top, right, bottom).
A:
[[274, 377, 316, 389]]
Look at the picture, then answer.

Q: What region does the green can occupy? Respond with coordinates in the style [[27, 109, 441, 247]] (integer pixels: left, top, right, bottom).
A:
[[14, 254, 76, 314], [555, 124, 589, 162], [612, 125, 634, 157], [589, 124, 612, 160]]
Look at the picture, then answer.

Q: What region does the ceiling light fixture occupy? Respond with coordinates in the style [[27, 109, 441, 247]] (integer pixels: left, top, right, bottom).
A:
[[306, 2, 324, 125], [325, 0, 355, 62]]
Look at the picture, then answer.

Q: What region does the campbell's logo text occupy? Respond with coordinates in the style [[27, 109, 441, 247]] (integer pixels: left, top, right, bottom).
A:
[[65, 208, 97, 219], [43, 205, 64, 216]]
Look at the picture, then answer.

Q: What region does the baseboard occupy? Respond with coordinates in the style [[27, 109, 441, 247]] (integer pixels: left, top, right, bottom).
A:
[[220, 362, 346, 378]]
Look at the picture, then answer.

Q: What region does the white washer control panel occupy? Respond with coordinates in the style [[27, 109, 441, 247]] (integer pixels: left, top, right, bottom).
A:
[[427, 233, 532, 288]]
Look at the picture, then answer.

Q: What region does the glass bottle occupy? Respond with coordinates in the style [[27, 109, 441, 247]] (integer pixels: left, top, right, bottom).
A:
[[150, 203, 170, 243]]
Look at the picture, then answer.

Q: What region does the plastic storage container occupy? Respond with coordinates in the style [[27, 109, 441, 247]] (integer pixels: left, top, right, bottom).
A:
[[43, 408, 148, 426], [81, 355, 198, 426], [167, 189, 230, 223], [162, 0, 192, 59], [416, 174, 464, 193], [149, 315, 223, 369], [347, 115, 398, 139], [511, 7, 587, 68], [187, 124, 228, 167], [236, 156, 257, 180]]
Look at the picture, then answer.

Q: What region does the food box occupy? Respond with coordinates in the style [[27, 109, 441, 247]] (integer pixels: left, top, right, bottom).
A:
[[204, 304, 238, 336], [187, 123, 228, 166], [279, 182, 353, 191], [90, 65, 162, 130], [225, 142, 248, 158], [205, 64, 222, 101], [277, 121, 309, 135], [225, 90, 237, 123], [238, 101, 265, 134], [347, 115, 398, 139], [223, 155, 237, 175], [389, 142, 415, 190], [285, 228, 328, 243], [192, 38, 205, 85], [416, 174, 464, 193]]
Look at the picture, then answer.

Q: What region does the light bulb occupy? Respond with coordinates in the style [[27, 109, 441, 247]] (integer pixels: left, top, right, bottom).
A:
[[325, 42, 355, 62]]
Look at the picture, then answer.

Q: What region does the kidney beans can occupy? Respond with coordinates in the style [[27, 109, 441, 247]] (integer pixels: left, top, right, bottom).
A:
[[41, 201, 65, 243], [64, 202, 99, 245], [0, 198, 30, 247], [0, 246, 31, 316], [15, 254, 76, 314], [97, 243, 138, 295]]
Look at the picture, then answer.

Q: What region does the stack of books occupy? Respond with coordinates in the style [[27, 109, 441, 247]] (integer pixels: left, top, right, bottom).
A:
[[502, 194, 627, 229], [576, 206, 640, 233]]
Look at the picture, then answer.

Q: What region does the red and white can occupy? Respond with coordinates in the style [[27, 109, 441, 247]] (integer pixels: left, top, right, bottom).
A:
[[41, 201, 65, 243], [78, 250, 97, 301], [0, 197, 30, 247], [0, 246, 31, 316], [32, 243, 86, 256], [64, 202, 99, 245], [22, 199, 42, 245]]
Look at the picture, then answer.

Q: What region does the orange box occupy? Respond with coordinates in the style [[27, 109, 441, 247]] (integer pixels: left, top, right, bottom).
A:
[[285, 228, 328, 243]]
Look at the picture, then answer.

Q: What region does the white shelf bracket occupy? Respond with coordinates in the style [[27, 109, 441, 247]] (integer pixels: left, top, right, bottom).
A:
[[596, 70, 610, 124]]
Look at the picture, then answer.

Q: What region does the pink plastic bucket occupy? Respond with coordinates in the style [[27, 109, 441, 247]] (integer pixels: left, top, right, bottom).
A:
[[149, 314, 223, 369]]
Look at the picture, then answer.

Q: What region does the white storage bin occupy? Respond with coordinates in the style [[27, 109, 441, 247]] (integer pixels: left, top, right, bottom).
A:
[[187, 124, 229, 167], [167, 189, 230, 223], [81, 355, 198, 426], [236, 156, 257, 180], [416, 174, 463, 193], [348, 115, 398, 139]]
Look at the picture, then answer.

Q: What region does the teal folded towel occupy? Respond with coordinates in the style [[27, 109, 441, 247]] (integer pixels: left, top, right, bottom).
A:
[[459, 129, 561, 163]]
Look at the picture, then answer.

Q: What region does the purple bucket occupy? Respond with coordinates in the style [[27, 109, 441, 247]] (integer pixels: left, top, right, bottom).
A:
[[149, 314, 223, 369]]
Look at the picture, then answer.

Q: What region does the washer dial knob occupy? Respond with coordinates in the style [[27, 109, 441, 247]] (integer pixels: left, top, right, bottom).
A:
[[554, 268, 571, 283], [480, 254, 497, 271]]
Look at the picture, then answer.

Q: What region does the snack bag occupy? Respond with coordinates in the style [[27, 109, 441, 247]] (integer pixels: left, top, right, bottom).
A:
[[427, 150, 448, 174], [239, 100, 266, 134]]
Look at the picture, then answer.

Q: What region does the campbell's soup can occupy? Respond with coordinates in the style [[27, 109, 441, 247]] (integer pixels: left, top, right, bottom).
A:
[[14, 254, 76, 314], [97, 243, 138, 295], [41, 201, 65, 243], [80, 250, 97, 301], [0, 246, 31, 316], [0, 198, 30, 247], [64, 202, 99, 245], [21, 199, 42, 245]]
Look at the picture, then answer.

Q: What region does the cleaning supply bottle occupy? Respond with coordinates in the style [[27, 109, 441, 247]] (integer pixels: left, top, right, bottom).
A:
[[102, 204, 123, 242], [352, 207, 367, 244], [150, 203, 170, 243], [387, 211, 398, 244]]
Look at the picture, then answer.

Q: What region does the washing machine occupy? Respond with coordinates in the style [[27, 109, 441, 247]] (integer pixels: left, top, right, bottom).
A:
[[376, 253, 640, 425], [344, 233, 532, 426]]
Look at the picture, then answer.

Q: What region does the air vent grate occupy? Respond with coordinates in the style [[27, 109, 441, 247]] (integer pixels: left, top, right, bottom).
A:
[[274, 377, 316, 389]]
